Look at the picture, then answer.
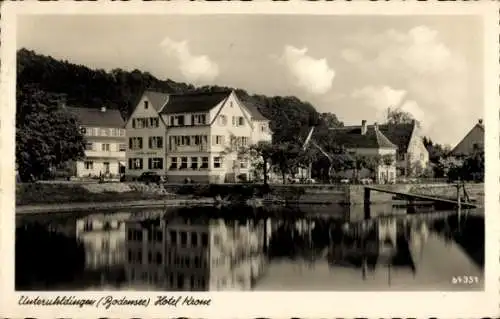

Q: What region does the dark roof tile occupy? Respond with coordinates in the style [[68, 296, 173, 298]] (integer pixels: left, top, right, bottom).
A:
[[66, 106, 125, 128], [160, 91, 231, 115], [328, 126, 397, 149], [143, 90, 170, 111]]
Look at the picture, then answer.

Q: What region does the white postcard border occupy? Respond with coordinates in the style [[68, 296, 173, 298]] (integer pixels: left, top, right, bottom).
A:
[[1, 1, 499, 318]]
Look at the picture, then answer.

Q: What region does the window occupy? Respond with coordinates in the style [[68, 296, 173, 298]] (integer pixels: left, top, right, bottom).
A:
[[83, 220, 93, 232], [191, 157, 198, 169], [148, 158, 163, 170], [219, 115, 227, 126], [191, 232, 198, 247], [128, 158, 143, 170], [201, 233, 208, 247], [149, 136, 163, 149], [156, 252, 162, 265], [194, 256, 201, 267], [100, 129, 108, 137], [85, 143, 94, 151], [177, 274, 184, 289], [238, 116, 245, 126], [148, 251, 153, 264], [201, 157, 209, 169], [180, 157, 188, 169], [213, 157, 222, 168], [239, 157, 248, 169], [192, 114, 207, 125], [169, 157, 178, 170], [119, 129, 125, 137], [101, 143, 110, 151], [180, 232, 187, 247], [149, 117, 159, 128], [174, 115, 185, 126], [232, 116, 236, 126], [214, 135, 224, 145], [119, 143, 126, 152], [144, 101, 149, 109], [80, 127, 87, 135], [170, 231, 177, 244], [84, 161, 94, 170], [103, 162, 110, 173], [261, 124, 266, 132], [129, 137, 143, 150]]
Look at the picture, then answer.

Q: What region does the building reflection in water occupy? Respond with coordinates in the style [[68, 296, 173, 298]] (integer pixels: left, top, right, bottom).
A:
[[34, 203, 476, 291], [124, 213, 268, 291], [76, 212, 132, 271]]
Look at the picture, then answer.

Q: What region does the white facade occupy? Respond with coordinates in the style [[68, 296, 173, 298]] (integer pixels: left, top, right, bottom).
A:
[[125, 94, 167, 177], [346, 147, 397, 184], [75, 212, 131, 270], [76, 126, 126, 178], [125, 90, 272, 183], [124, 217, 266, 291]]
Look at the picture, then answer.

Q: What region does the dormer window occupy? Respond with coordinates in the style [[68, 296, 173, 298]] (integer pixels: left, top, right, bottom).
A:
[[144, 101, 149, 109]]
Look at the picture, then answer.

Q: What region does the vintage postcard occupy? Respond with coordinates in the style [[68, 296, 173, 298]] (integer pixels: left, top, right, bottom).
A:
[[1, 1, 499, 318]]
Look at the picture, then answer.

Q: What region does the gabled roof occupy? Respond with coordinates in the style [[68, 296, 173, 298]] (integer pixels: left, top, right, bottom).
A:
[[143, 90, 170, 111], [329, 126, 397, 149], [240, 100, 268, 121], [330, 122, 416, 153], [66, 106, 125, 128], [160, 91, 231, 115], [450, 119, 485, 155]]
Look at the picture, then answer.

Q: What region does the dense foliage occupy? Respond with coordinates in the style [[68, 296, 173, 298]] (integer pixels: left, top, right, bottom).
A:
[[16, 85, 86, 181], [17, 48, 343, 145]]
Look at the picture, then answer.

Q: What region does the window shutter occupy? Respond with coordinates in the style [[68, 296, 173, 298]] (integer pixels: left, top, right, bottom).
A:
[[158, 137, 163, 148], [132, 119, 136, 128], [149, 137, 152, 149], [139, 138, 143, 149], [139, 159, 143, 169], [148, 158, 152, 169], [129, 138, 133, 149], [128, 159, 132, 169]]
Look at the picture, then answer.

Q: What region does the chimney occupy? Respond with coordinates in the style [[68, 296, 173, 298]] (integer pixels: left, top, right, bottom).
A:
[[100, 106, 106, 113], [478, 118, 483, 125], [361, 120, 367, 135]]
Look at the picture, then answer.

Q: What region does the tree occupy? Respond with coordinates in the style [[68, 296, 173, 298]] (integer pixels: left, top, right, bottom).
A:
[[386, 107, 417, 125], [248, 141, 275, 185], [16, 85, 86, 181], [270, 142, 301, 184]]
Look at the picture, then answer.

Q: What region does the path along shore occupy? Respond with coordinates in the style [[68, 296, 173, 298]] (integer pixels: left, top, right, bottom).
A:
[[16, 198, 216, 215]]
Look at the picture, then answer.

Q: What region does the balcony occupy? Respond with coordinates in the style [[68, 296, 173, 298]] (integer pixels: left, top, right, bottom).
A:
[[85, 150, 125, 159]]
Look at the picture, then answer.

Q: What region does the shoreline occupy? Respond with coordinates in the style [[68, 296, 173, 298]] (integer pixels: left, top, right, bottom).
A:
[[16, 198, 216, 215]]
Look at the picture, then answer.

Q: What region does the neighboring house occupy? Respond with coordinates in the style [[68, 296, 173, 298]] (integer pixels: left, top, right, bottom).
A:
[[124, 216, 267, 291], [75, 212, 131, 270], [330, 120, 429, 177], [450, 119, 484, 158], [125, 90, 272, 183], [329, 121, 397, 184], [67, 106, 126, 178]]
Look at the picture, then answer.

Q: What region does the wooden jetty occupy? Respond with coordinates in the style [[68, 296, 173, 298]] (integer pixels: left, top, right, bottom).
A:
[[364, 185, 478, 209]]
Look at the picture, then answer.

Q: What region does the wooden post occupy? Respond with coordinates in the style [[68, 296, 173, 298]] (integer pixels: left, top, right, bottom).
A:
[[364, 188, 371, 220], [456, 182, 461, 225]]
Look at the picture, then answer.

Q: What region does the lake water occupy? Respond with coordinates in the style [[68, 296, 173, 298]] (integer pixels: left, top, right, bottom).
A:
[[15, 203, 484, 291]]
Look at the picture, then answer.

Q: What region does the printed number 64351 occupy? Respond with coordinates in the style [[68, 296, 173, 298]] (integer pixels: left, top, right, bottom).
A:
[[451, 276, 479, 284]]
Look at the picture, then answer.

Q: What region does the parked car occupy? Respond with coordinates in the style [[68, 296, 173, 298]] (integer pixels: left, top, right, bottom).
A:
[[137, 172, 166, 184], [360, 178, 373, 185], [340, 178, 350, 184], [303, 178, 316, 184]]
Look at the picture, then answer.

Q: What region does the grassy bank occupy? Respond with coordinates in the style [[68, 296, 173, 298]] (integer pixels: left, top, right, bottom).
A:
[[16, 183, 172, 206], [16, 182, 311, 206]]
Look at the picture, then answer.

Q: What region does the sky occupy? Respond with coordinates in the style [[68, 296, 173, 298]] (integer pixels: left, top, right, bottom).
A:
[[17, 14, 484, 146]]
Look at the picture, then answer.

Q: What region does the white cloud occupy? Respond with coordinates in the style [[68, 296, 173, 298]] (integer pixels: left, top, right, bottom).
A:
[[278, 45, 335, 95], [160, 37, 219, 83], [351, 85, 429, 128], [340, 26, 472, 143]]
